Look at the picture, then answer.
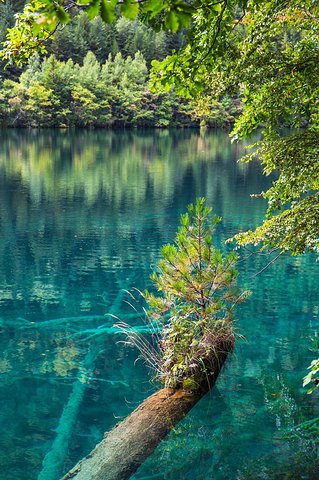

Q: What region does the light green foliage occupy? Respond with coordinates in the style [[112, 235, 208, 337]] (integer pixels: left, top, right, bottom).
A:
[[24, 82, 56, 125], [0, 1, 60, 64], [71, 84, 101, 125], [303, 335, 319, 394], [0, 51, 146, 126], [153, 1, 319, 256], [144, 198, 248, 389], [0, 48, 237, 127], [303, 358, 319, 395]]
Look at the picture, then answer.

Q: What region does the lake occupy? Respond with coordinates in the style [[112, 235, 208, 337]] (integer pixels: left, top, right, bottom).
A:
[[0, 129, 318, 480]]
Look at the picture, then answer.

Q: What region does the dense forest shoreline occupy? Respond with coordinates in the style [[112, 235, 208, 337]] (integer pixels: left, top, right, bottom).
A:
[[0, 50, 240, 129], [0, 6, 240, 129]]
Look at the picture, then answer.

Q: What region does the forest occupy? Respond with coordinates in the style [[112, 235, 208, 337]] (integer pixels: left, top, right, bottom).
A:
[[0, 5, 239, 128]]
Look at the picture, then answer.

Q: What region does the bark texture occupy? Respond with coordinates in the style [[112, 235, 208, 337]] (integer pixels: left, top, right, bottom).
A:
[[62, 336, 233, 480]]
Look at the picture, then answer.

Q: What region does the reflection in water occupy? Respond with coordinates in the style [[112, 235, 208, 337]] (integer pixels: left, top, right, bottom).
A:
[[0, 129, 317, 480]]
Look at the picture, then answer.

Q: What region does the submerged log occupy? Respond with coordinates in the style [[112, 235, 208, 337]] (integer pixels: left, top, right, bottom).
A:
[[62, 335, 234, 480], [38, 274, 137, 480]]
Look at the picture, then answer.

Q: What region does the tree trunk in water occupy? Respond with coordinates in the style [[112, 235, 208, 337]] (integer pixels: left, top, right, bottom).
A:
[[62, 336, 234, 480]]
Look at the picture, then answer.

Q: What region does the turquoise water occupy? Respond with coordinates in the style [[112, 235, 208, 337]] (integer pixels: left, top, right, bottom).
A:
[[0, 129, 317, 480]]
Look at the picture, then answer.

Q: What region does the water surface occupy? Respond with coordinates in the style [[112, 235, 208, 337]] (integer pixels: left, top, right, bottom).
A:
[[0, 129, 317, 480]]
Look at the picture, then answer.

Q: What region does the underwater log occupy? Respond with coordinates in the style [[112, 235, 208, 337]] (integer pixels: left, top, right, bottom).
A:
[[38, 272, 138, 480], [62, 335, 234, 480]]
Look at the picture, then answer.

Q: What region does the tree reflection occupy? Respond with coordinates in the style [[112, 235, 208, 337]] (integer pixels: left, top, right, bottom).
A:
[[0, 129, 317, 479]]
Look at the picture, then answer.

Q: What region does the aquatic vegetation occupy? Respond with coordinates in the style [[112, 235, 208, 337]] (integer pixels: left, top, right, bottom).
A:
[[303, 336, 319, 394]]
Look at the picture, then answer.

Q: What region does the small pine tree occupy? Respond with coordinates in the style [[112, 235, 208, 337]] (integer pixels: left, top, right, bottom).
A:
[[144, 198, 248, 390]]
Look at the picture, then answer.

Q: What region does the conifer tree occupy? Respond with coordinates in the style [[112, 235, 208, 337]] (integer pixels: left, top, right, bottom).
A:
[[144, 198, 248, 390]]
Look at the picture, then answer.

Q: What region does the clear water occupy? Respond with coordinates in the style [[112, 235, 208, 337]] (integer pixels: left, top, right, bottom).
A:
[[0, 129, 317, 480]]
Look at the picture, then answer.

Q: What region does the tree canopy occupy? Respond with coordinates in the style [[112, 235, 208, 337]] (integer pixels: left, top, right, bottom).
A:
[[1, 0, 318, 256], [151, 0, 319, 256]]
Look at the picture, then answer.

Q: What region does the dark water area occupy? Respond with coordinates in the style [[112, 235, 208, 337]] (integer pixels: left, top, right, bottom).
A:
[[0, 129, 317, 480]]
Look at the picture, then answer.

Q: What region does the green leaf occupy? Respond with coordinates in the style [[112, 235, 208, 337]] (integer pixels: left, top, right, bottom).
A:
[[87, 0, 101, 19], [165, 10, 179, 33], [121, 0, 139, 20], [144, 0, 167, 17], [100, 0, 117, 23], [176, 11, 192, 28], [212, 2, 222, 13], [54, 6, 69, 23]]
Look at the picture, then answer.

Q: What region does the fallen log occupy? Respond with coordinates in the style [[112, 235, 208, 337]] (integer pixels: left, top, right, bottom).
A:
[[62, 335, 234, 480]]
